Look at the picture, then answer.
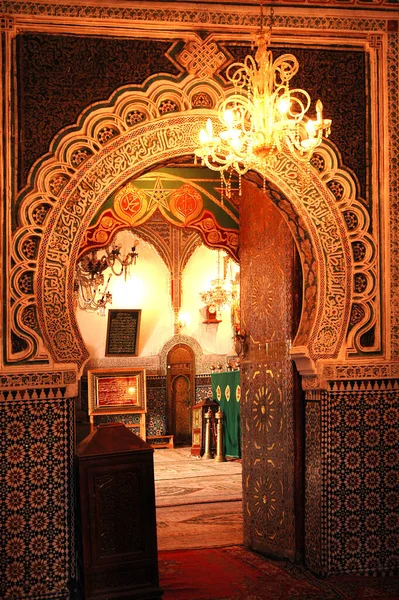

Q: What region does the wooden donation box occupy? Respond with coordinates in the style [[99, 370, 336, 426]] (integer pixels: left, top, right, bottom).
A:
[[76, 423, 163, 600], [191, 398, 219, 457]]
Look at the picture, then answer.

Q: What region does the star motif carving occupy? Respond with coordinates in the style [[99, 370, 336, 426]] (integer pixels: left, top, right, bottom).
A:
[[146, 177, 171, 211]]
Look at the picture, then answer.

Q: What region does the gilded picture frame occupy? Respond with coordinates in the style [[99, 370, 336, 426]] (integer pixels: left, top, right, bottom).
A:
[[88, 367, 147, 416]]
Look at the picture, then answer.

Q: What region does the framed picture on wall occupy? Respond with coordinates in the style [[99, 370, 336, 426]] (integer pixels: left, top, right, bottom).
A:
[[88, 367, 147, 416], [105, 309, 141, 356]]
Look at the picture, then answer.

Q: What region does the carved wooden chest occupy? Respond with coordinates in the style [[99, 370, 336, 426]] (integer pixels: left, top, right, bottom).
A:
[[76, 423, 163, 599]]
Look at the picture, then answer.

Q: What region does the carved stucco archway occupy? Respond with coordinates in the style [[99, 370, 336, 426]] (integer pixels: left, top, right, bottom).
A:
[[11, 74, 376, 378]]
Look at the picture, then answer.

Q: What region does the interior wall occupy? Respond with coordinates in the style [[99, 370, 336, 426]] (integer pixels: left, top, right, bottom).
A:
[[76, 232, 237, 444], [180, 245, 238, 356], [76, 231, 173, 358], [76, 231, 237, 362]]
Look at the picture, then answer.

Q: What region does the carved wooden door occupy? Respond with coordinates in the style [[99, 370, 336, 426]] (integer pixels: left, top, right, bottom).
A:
[[167, 344, 195, 445], [239, 178, 304, 562]]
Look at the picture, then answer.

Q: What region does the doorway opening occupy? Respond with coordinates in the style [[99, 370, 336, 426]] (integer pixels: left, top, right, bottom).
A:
[[167, 343, 196, 446]]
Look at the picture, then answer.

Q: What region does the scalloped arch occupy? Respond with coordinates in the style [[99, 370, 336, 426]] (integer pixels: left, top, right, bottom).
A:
[[159, 335, 204, 373], [10, 73, 377, 370]]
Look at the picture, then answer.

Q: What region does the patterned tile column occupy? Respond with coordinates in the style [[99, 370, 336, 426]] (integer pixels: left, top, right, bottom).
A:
[[0, 397, 75, 599], [305, 383, 399, 575]]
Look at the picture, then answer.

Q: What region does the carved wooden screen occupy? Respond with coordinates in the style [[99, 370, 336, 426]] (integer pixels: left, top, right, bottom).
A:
[[239, 179, 300, 561], [167, 344, 195, 445]]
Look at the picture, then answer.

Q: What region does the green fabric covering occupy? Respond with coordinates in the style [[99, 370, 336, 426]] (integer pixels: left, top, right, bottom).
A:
[[211, 371, 241, 458]]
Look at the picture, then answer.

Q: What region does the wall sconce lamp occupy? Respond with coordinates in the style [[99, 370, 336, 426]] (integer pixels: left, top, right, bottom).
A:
[[175, 312, 189, 333], [75, 239, 139, 316]]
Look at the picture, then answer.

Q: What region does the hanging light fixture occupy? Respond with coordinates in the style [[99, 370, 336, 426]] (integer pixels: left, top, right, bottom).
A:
[[194, 3, 331, 193], [74, 240, 139, 316], [200, 250, 237, 321]]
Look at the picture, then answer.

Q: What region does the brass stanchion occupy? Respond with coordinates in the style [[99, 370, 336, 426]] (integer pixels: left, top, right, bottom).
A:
[[214, 409, 226, 462], [203, 408, 213, 459]]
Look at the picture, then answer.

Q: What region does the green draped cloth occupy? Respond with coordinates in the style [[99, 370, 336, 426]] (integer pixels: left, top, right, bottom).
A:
[[211, 371, 241, 458]]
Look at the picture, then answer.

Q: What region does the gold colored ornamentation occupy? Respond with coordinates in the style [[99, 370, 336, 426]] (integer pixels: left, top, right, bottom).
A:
[[169, 183, 203, 225], [253, 476, 278, 521], [191, 92, 213, 109], [178, 39, 227, 78], [194, 5, 331, 192], [114, 182, 149, 226], [253, 383, 281, 433], [97, 126, 119, 145], [147, 177, 171, 211], [71, 147, 93, 167], [159, 99, 179, 114]]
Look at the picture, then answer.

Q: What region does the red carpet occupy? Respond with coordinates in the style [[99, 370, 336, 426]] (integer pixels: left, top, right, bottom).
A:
[[158, 545, 399, 600]]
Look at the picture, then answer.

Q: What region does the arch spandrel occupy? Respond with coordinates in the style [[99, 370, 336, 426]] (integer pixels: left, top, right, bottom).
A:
[[77, 169, 239, 264], [10, 75, 376, 374]]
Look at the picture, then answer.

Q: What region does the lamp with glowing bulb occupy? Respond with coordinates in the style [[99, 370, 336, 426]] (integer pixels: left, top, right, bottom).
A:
[[194, 3, 332, 194], [175, 311, 190, 333]]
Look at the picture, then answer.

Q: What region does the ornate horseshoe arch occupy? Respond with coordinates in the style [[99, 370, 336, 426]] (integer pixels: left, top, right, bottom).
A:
[[11, 73, 376, 376]]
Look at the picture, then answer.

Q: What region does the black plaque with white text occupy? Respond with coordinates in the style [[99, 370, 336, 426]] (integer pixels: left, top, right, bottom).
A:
[[105, 309, 141, 356]]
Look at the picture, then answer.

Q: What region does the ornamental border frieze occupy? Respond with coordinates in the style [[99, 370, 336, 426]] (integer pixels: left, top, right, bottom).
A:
[[388, 30, 399, 358], [0, 3, 390, 30], [303, 374, 399, 398], [0, 369, 78, 399], [0, 369, 76, 389], [11, 70, 378, 369], [302, 363, 399, 392], [263, 152, 351, 359], [323, 362, 399, 380]]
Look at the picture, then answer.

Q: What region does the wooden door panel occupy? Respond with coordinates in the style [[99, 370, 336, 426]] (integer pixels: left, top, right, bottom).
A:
[[172, 374, 191, 438], [240, 179, 299, 561], [167, 344, 195, 444]]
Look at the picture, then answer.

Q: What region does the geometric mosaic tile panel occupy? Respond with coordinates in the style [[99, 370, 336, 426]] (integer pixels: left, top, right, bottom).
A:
[[195, 375, 212, 404], [306, 384, 399, 576], [146, 377, 167, 437], [146, 375, 212, 436], [325, 386, 399, 575], [93, 413, 143, 426], [0, 398, 75, 599]]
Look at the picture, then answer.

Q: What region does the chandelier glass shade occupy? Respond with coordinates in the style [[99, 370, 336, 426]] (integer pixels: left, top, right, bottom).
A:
[[200, 279, 236, 321], [200, 251, 238, 321], [194, 5, 331, 190], [74, 241, 139, 316]]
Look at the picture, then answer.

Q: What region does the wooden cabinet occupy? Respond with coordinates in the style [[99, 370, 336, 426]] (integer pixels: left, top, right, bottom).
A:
[[76, 423, 163, 600], [191, 398, 219, 457], [89, 413, 147, 441]]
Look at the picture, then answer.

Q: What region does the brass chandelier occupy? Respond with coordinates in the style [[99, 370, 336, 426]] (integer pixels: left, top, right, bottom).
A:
[[194, 3, 331, 192], [200, 251, 238, 321], [74, 240, 139, 316], [200, 279, 234, 321]]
